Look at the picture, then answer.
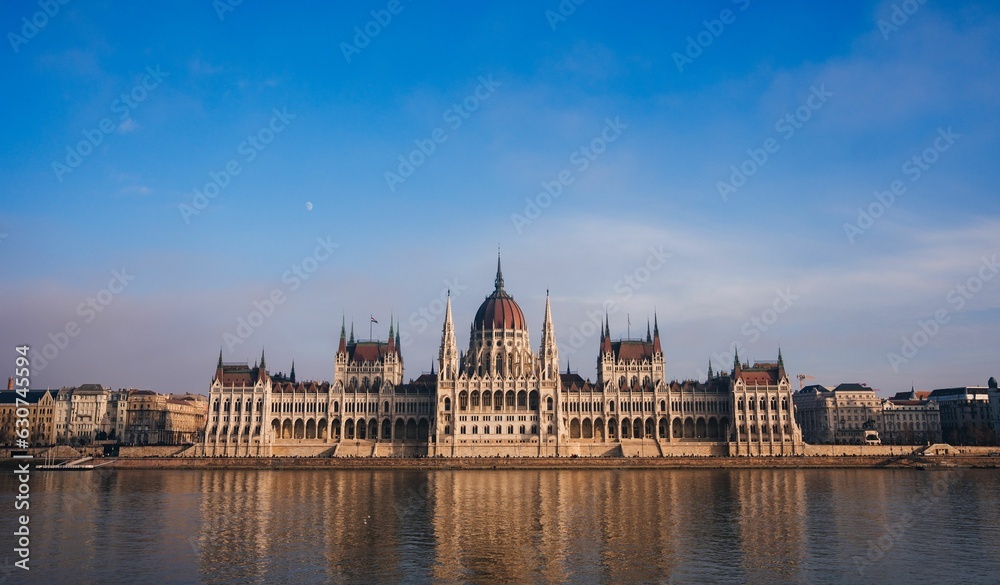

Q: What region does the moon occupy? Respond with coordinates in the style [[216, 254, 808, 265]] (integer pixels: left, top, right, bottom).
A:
[[305, 201, 313, 211]]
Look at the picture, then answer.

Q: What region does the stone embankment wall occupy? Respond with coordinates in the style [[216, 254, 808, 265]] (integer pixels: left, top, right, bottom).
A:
[[87, 454, 1000, 470]]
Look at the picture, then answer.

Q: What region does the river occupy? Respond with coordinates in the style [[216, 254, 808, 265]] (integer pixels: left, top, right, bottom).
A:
[[3, 468, 999, 584]]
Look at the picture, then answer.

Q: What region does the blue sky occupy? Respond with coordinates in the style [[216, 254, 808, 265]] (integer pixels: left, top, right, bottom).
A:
[[1, 0, 998, 396]]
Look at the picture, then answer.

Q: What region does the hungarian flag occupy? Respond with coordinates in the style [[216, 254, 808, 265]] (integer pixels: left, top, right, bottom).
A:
[[370, 316, 378, 323]]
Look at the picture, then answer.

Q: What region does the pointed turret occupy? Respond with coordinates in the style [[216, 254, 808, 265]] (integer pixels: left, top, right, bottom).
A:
[[215, 349, 224, 383], [601, 312, 612, 354], [646, 319, 652, 343], [349, 322, 355, 344], [338, 316, 347, 354], [495, 249, 505, 293], [439, 290, 458, 379], [777, 347, 786, 379], [256, 349, 267, 383], [652, 312, 662, 354], [539, 290, 559, 380], [387, 314, 395, 352], [290, 361, 296, 384], [733, 347, 742, 377], [708, 359, 714, 379], [395, 320, 402, 356]]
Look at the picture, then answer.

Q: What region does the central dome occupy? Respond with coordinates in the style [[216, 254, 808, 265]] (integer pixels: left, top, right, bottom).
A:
[[473, 255, 526, 331]]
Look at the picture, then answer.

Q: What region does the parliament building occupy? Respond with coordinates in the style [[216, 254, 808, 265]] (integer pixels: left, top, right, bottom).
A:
[[200, 257, 803, 457]]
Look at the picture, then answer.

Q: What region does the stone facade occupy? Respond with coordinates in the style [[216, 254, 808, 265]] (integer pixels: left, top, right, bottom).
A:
[[54, 384, 111, 444], [880, 391, 941, 445], [793, 384, 882, 444], [201, 256, 804, 457], [125, 391, 207, 445], [0, 389, 55, 446], [930, 386, 995, 445]]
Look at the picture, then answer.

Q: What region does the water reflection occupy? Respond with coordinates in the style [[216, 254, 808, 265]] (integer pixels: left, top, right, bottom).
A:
[[6, 468, 1000, 584]]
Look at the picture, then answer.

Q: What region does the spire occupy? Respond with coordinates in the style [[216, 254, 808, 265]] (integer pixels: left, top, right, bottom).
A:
[[708, 359, 713, 379], [646, 318, 652, 343], [652, 312, 661, 354], [349, 322, 355, 344], [431, 361, 436, 375], [539, 290, 558, 380], [395, 319, 401, 353], [290, 361, 296, 384], [215, 349, 223, 383], [338, 316, 347, 354], [259, 349, 266, 372], [494, 248, 505, 292], [387, 314, 395, 352], [777, 346, 784, 366], [566, 362, 571, 375], [601, 312, 612, 355], [439, 290, 457, 379]]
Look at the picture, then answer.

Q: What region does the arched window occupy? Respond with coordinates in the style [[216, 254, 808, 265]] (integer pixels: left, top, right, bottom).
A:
[[546, 396, 553, 411], [609, 400, 615, 412], [619, 376, 626, 387], [458, 391, 468, 410], [471, 391, 480, 407], [482, 392, 492, 407], [444, 397, 451, 412]]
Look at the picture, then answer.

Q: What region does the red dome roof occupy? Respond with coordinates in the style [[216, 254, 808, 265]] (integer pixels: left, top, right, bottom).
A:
[[475, 293, 526, 330], [473, 254, 526, 331]]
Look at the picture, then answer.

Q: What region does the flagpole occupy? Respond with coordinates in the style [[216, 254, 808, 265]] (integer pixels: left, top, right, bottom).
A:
[[370, 316, 373, 342]]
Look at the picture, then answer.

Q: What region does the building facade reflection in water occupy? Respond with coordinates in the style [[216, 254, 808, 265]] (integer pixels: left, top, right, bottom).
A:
[[191, 470, 812, 583], [6, 469, 1000, 584]]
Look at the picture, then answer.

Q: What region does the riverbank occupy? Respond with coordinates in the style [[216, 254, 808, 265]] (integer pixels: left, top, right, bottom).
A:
[[5, 454, 999, 470]]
